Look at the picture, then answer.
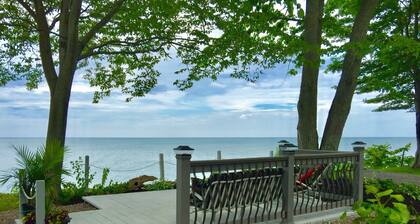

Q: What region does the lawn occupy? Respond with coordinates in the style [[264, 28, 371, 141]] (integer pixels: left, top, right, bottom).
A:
[[377, 167, 420, 176], [0, 193, 18, 212]]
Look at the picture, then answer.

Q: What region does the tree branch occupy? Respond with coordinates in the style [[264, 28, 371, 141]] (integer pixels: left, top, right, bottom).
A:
[[79, 0, 126, 49], [33, 0, 58, 91], [78, 47, 165, 60], [58, 0, 82, 87], [16, 0, 36, 18], [49, 14, 61, 30]]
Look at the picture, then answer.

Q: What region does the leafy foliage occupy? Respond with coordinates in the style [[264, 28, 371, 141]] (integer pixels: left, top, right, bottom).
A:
[[365, 178, 420, 202], [173, 0, 303, 89], [356, 0, 419, 112], [0, 142, 69, 206], [59, 157, 95, 204], [354, 185, 411, 224], [59, 158, 128, 205], [23, 208, 71, 224], [364, 144, 413, 169], [0, 0, 220, 102], [143, 180, 175, 191]]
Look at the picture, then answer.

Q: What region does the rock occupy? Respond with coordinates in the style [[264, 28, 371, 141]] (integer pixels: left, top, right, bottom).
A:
[[128, 175, 157, 191]]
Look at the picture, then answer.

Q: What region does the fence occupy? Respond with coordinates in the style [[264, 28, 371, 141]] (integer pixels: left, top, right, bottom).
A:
[[82, 150, 269, 184], [18, 173, 45, 224], [175, 142, 365, 224]]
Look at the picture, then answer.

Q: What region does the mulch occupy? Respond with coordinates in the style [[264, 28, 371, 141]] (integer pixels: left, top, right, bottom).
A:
[[0, 203, 95, 224]]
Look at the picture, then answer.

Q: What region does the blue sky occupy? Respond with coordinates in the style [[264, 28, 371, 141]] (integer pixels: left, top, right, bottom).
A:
[[0, 57, 415, 138]]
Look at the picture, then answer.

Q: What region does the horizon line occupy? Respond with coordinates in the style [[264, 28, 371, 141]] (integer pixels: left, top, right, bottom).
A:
[[0, 136, 416, 138]]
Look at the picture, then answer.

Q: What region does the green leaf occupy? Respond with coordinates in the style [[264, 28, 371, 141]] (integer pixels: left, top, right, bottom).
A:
[[376, 189, 393, 198], [366, 185, 379, 195], [298, 8, 304, 18], [390, 194, 404, 202]]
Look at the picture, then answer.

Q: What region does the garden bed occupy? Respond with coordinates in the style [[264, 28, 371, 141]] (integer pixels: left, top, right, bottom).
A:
[[0, 203, 95, 224]]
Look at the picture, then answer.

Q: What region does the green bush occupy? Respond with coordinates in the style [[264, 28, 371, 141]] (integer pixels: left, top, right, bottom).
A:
[[355, 185, 410, 224], [365, 144, 413, 169], [59, 159, 129, 204], [0, 143, 69, 210], [59, 157, 95, 205], [143, 180, 175, 191], [365, 178, 420, 201]]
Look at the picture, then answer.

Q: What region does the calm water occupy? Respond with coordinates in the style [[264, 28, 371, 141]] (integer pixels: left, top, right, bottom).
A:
[[0, 137, 416, 192]]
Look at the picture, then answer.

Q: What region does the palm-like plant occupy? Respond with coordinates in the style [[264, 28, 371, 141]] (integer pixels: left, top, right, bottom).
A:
[[0, 141, 69, 204]]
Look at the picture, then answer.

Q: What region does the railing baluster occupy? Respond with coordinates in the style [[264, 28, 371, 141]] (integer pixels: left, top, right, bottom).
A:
[[186, 149, 361, 224]]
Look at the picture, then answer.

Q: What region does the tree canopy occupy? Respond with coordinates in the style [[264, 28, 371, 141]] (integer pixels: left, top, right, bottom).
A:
[[357, 0, 419, 112]]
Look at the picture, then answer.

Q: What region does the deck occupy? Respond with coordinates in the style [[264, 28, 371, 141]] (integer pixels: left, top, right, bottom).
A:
[[69, 189, 352, 224], [70, 190, 176, 224]]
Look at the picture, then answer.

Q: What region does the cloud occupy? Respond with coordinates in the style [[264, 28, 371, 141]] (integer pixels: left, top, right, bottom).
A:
[[0, 59, 415, 138]]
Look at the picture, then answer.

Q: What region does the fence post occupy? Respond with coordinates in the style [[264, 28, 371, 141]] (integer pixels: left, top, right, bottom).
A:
[[84, 155, 90, 190], [174, 146, 194, 224], [282, 151, 295, 223], [35, 180, 45, 224], [159, 153, 165, 181], [217, 150, 222, 160], [18, 169, 27, 218], [352, 141, 366, 203]]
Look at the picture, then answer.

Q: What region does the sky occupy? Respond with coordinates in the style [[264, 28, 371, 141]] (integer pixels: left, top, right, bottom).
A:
[[0, 57, 415, 138]]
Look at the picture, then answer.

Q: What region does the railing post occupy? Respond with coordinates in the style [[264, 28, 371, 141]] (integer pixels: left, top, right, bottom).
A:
[[84, 155, 90, 190], [282, 151, 295, 223], [217, 150, 222, 160], [35, 180, 45, 224], [18, 169, 27, 218], [174, 146, 194, 224], [352, 141, 366, 203], [159, 153, 165, 181]]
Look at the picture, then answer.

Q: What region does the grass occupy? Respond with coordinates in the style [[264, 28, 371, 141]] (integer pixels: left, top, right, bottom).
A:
[[377, 166, 420, 176], [0, 193, 18, 212]]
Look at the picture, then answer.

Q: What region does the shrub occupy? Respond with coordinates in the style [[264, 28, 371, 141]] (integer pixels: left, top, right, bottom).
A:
[[143, 180, 175, 191], [365, 178, 420, 201], [365, 144, 413, 169], [59, 157, 95, 205], [355, 185, 410, 224], [23, 208, 71, 224], [60, 160, 129, 204], [0, 142, 69, 209]]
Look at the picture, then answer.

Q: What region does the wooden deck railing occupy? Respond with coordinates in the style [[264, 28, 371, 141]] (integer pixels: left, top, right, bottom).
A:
[[175, 143, 365, 224]]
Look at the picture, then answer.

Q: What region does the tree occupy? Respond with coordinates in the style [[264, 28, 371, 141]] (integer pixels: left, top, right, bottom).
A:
[[297, 0, 324, 150], [173, 0, 302, 90], [356, 0, 419, 167], [319, 0, 379, 150], [0, 0, 206, 190], [175, 0, 380, 152]]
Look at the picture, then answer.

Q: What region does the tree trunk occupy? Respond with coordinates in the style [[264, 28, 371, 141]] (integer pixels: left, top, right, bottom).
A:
[[413, 76, 420, 168], [45, 65, 76, 195], [320, 0, 379, 151], [297, 0, 324, 150], [46, 86, 72, 147]]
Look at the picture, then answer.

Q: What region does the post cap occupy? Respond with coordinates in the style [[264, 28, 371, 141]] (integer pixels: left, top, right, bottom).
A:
[[173, 145, 194, 155], [351, 141, 367, 147], [280, 142, 298, 152], [277, 140, 290, 144]]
